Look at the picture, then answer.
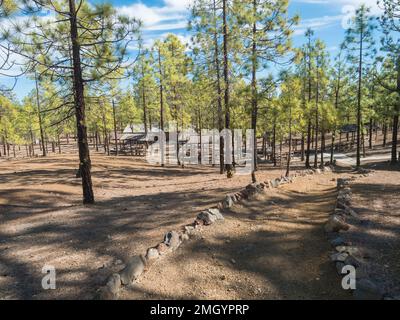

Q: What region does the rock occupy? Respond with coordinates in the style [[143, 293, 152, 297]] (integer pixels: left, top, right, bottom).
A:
[[337, 178, 349, 189], [197, 208, 224, 225], [208, 208, 224, 220], [270, 179, 280, 188], [336, 201, 351, 211], [240, 190, 249, 199], [279, 177, 288, 184], [333, 209, 346, 218], [145, 248, 159, 262], [194, 218, 204, 226], [344, 206, 359, 218], [336, 261, 345, 275], [330, 237, 346, 247], [223, 195, 234, 208], [98, 286, 118, 300], [184, 225, 195, 235], [106, 273, 121, 295], [0, 262, 8, 276], [235, 192, 242, 200], [197, 211, 218, 225], [344, 255, 362, 268], [335, 246, 359, 255], [156, 242, 170, 255], [330, 252, 349, 262], [120, 255, 146, 285], [163, 231, 181, 250], [114, 259, 123, 266], [353, 279, 383, 300], [180, 233, 190, 242], [245, 183, 263, 197], [324, 215, 350, 233], [337, 193, 351, 205], [339, 188, 352, 196]]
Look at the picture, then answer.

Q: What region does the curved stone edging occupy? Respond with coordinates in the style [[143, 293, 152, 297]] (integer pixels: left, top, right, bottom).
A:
[[97, 166, 333, 299], [325, 173, 386, 300]]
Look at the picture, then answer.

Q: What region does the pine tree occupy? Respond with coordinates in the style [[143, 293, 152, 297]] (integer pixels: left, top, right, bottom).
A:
[[344, 5, 375, 168]]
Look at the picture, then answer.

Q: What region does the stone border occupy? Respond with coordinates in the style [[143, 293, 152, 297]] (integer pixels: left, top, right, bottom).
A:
[[97, 166, 333, 299], [325, 173, 386, 300]]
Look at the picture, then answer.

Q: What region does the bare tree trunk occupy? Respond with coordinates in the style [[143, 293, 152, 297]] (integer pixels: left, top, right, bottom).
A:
[[69, 0, 94, 204], [320, 130, 325, 167], [250, 0, 258, 183], [58, 133, 61, 154], [158, 46, 165, 167], [314, 77, 319, 169], [286, 105, 292, 177], [272, 121, 276, 167], [35, 72, 46, 157], [112, 99, 118, 156], [213, 0, 224, 174], [222, 0, 233, 178], [392, 113, 399, 164], [369, 118, 373, 149], [356, 23, 364, 168]]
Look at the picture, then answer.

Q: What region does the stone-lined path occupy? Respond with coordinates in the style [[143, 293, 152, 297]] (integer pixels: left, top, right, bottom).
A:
[[120, 172, 351, 300]]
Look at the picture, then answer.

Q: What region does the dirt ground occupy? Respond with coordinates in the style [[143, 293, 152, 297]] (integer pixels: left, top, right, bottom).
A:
[[1, 146, 399, 300], [0, 151, 292, 299], [119, 172, 351, 300], [339, 162, 400, 298]]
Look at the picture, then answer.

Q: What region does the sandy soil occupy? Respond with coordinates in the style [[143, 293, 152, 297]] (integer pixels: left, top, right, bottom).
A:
[[337, 163, 400, 298], [120, 172, 351, 300], [1, 144, 399, 300], [0, 151, 292, 299]]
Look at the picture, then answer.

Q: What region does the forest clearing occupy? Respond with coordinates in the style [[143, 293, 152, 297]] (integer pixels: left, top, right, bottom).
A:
[[0, 0, 400, 304]]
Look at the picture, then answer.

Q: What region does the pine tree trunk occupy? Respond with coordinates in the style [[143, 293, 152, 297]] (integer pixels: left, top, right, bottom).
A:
[[356, 23, 364, 168], [112, 99, 118, 156], [68, 0, 94, 204], [286, 106, 292, 177], [251, 0, 258, 183], [305, 120, 311, 168], [273, 121, 276, 167], [392, 114, 399, 164], [213, 0, 224, 174], [222, 0, 233, 178], [158, 46, 165, 167], [35, 72, 46, 157], [369, 118, 373, 149]]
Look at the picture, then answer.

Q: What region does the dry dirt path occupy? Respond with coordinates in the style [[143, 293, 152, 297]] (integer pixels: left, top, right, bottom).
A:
[[0, 153, 296, 299], [120, 172, 351, 300]]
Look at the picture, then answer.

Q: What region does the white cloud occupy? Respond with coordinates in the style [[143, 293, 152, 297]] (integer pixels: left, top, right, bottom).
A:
[[117, 0, 192, 31], [294, 15, 343, 36], [293, 0, 382, 15]]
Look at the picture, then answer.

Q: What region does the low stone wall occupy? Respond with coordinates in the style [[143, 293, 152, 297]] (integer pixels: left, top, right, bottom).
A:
[[325, 172, 385, 300], [97, 166, 333, 299]]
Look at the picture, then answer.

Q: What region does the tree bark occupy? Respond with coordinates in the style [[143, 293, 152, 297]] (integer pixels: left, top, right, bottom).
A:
[[251, 0, 258, 183], [68, 0, 94, 204], [35, 72, 46, 157], [112, 99, 118, 156], [213, 0, 224, 174], [222, 0, 233, 178], [356, 22, 364, 168], [158, 46, 165, 167]]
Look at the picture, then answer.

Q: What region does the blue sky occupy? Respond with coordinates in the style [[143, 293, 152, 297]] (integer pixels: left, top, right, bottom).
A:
[[3, 0, 381, 100]]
